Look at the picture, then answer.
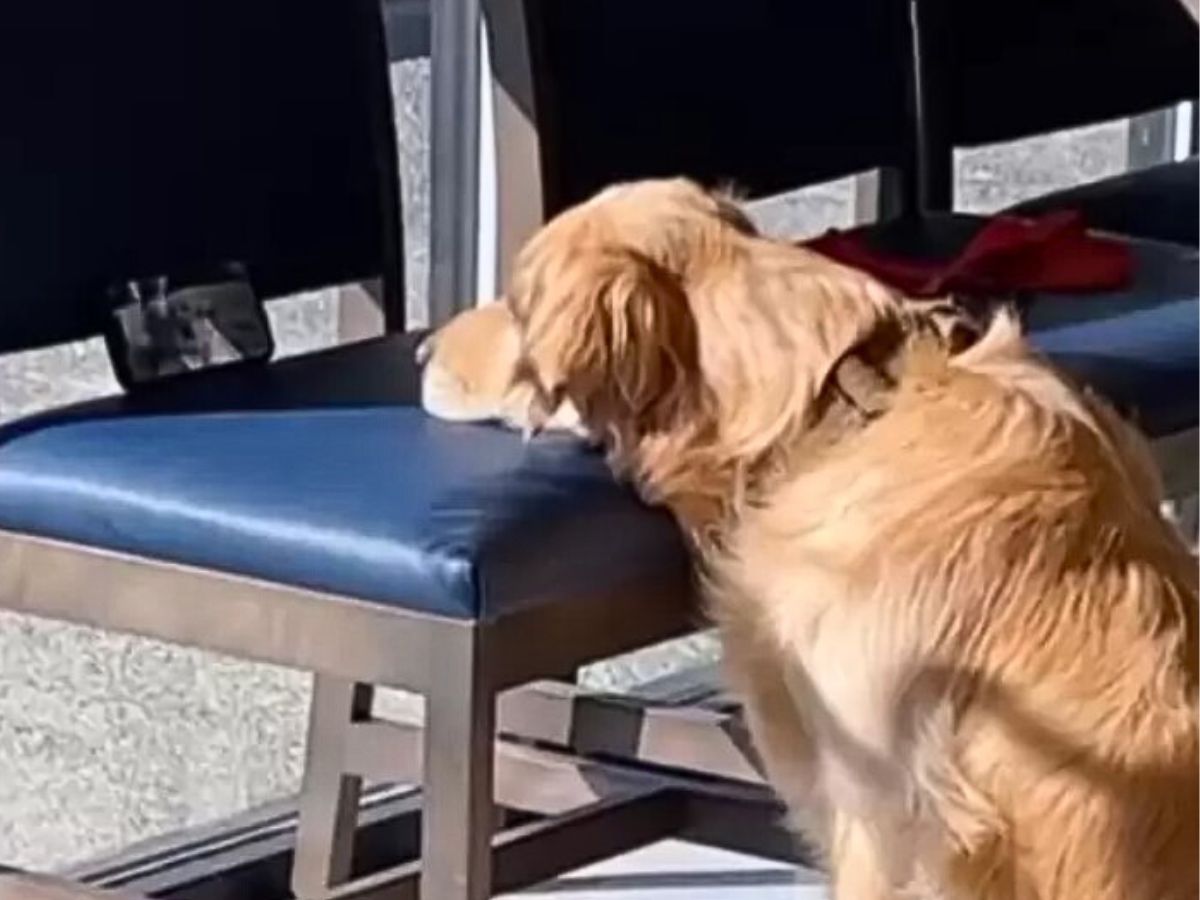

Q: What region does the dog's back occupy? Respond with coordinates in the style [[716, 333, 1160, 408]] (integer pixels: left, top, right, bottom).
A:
[[715, 315, 1198, 899]]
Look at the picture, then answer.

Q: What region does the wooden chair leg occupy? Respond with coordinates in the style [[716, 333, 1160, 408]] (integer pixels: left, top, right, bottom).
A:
[[421, 626, 496, 900], [292, 676, 374, 899]]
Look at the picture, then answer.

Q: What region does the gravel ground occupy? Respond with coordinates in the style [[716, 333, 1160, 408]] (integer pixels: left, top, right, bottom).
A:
[[0, 57, 1132, 869]]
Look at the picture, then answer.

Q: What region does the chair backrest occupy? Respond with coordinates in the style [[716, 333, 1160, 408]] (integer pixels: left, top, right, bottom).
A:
[[0, 0, 402, 354], [493, 0, 919, 217], [937, 0, 1198, 149], [908, 0, 1198, 208]]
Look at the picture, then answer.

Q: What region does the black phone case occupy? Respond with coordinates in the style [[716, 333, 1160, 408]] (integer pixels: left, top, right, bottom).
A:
[[104, 263, 274, 391]]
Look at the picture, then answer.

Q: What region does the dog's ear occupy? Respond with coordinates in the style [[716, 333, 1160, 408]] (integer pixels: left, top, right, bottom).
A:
[[592, 248, 698, 428], [512, 243, 699, 433], [510, 233, 701, 448]]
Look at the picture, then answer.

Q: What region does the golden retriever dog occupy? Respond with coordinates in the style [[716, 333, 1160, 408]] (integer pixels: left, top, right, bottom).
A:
[[491, 177, 1199, 900]]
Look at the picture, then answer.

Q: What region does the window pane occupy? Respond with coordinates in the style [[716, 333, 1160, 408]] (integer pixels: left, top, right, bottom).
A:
[[955, 120, 1128, 214]]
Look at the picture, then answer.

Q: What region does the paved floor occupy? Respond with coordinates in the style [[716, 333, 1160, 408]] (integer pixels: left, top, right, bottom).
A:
[[0, 54, 1132, 870]]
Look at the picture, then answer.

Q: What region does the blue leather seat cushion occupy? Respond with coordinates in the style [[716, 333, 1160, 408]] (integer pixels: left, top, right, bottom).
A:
[[1005, 158, 1198, 248], [0, 335, 687, 621], [1024, 239, 1198, 438], [0, 220, 1192, 620]]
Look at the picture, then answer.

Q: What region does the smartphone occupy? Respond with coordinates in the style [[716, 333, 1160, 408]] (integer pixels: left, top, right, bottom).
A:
[[104, 262, 274, 390]]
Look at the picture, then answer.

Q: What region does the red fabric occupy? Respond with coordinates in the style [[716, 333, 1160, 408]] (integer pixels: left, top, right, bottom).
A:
[[804, 211, 1133, 297]]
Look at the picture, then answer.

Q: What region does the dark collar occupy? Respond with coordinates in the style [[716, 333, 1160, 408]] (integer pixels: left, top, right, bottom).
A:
[[821, 302, 981, 432]]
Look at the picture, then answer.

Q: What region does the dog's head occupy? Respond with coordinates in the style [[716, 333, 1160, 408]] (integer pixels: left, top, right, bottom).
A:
[[505, 178, 950, 535], [507, 178, 753, 451]]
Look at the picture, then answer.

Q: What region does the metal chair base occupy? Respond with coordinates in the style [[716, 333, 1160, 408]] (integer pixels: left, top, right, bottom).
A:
[[290, 670, 799, 900]]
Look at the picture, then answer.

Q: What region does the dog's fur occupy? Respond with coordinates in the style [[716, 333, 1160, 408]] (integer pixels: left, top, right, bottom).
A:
[[501, 178, 1198, 899]]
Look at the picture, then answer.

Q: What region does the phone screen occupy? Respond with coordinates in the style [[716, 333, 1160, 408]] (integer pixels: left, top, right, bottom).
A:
[[105, 266, 274, 389]]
